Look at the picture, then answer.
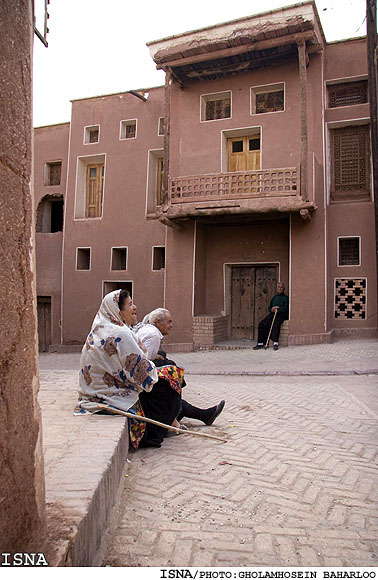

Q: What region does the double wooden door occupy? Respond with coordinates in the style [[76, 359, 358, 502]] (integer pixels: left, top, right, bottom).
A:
[[227, 136, 261, 172], [231, 265, 278, 340]]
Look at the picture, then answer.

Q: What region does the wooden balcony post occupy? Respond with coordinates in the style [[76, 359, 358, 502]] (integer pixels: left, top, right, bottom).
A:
[[162, 70, 172, 209], [297, 38, 308, 202]]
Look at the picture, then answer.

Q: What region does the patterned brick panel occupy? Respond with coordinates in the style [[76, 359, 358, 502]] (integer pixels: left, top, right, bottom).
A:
[[335, 278, 367, 319]]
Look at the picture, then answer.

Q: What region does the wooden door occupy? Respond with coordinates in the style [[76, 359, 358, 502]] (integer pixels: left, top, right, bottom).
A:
[[231, 267, 255, 339], [86, 163, 104, 218], [231, 265, 278, 340], [37, 297, 51, 352], [253, 266, 278, 336], [227, 136, 261, 172]]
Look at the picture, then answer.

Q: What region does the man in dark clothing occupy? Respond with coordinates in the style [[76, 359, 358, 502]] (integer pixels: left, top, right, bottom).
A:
[[253, 282, 289, 351]]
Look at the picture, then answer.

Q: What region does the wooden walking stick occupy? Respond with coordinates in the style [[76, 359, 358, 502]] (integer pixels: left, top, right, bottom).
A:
[[265, 309, 277, 349], [96, 403, 228, 443]]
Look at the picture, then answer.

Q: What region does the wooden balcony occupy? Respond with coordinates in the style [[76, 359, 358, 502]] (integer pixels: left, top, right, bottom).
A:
[[161, 167, 316, 221]]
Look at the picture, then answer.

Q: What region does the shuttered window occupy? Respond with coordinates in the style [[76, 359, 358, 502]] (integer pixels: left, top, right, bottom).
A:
[[328, 81, 368, 108], [330, 125, 370, 201], [156, 157, 164, 205], [85, 163, 104, 217]]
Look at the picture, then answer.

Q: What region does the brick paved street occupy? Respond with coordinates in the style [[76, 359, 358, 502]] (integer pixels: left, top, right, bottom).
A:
[[38, 340, 378, 566], [103, 373, 378, 567]]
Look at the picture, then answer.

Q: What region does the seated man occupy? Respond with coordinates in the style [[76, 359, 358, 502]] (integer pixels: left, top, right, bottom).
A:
[[253, 282, 289, 351], [135, 308, 225, 427]]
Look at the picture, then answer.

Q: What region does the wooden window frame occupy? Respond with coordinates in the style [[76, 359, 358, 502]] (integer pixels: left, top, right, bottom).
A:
[[337, 236, 361, 267], [120, 119, 137, 140], [251, 83, 285, 115], [84, 125, 100, 145], [330, 124, 371, 202], [201, 91, 232, 122], [328, 80, 368, 109], [158, 117, 164, 136]]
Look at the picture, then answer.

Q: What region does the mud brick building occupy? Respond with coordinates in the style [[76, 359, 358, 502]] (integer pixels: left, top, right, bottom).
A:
[[34, 1, 377, 353]]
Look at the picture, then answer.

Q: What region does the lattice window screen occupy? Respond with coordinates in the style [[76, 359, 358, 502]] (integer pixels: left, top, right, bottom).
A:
[[256, 90, 284, 113], [339, 238, 360, 266], [328, 81, 368, 108], [335, 278, 366, 319], [205, 97, 231, 120], [331, 125, 370, 200]]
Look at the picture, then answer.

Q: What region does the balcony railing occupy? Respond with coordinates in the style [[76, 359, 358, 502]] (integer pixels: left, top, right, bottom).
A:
[[170, 167, 299, 204]]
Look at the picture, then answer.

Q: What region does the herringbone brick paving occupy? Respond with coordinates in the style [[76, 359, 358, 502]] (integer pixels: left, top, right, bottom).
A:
[[103, 375, 378, 567]]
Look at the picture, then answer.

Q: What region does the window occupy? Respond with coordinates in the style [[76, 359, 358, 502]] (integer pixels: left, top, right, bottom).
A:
[[86, 163, 104, 217], [158, 117, 165, 136], [201, 91, 231, 121], [156, 157, 164, 205], [75, 154, 105, 219], [338, 237, 360, 266], [328, 81, 368, 108], [146, 149, 164, 214], [111, 247, 128, 271], [103, 281, 133, 297], [44, 161, 62, 186], [36, 195, 64, 233], [251, 83, 284, 114], [84, 125, 100, 144], [330, 125, 370, 201], [152, 246, 165, 270], [76, 248, 91, 270], [120, 119, 137, 139]]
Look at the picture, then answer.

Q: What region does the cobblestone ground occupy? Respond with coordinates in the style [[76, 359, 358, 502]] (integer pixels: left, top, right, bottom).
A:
[[103, 374, 378, 567]]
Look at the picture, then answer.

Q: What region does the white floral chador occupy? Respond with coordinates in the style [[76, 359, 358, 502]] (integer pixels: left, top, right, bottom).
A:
[[76, 290, 158, 413]]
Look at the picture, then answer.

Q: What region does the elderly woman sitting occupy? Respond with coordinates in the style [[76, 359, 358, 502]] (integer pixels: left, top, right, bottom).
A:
[[76, 290, 184, 449]]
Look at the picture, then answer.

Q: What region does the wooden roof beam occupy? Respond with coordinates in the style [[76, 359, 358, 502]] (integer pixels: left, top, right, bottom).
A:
[[155, 29, 317, 70]]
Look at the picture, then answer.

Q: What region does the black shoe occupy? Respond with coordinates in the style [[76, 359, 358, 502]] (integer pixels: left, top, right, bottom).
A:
[[273, 344, 279, 351], [205, 400, 225, 426], [253, 344, 263, 350]]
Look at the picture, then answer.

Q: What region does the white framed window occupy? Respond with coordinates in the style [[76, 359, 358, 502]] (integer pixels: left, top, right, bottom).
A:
[[337, 237, 361, 267], [120, 119, 137, 140], [74, 154, 106, 219], [158, 117, 165, 136], [111, 247, 128, 271], [84, 125, 100, 144], [152, 246, 165, 271], [76, 247, 91, 271], [201, 91, 231, 122], [251, 83, 285, 115]]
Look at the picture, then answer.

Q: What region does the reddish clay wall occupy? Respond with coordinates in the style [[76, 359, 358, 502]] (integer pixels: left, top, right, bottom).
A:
[[34, 123, 69, 346], [61, 88, 167, 344], [0, 0, 46, 553]]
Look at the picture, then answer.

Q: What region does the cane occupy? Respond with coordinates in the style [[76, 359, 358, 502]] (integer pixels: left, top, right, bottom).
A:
[[96, 403, 228, 443], [264, 309, 277, 349]]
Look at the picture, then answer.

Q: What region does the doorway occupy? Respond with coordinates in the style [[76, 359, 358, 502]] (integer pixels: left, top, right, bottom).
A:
[[37, 296, 51, 352], [229, 264, 278, 340], [227, 134, 261, 172]]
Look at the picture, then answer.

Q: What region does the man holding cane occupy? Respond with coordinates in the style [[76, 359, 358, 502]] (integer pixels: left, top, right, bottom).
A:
[[253, 282, 289, 351]]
